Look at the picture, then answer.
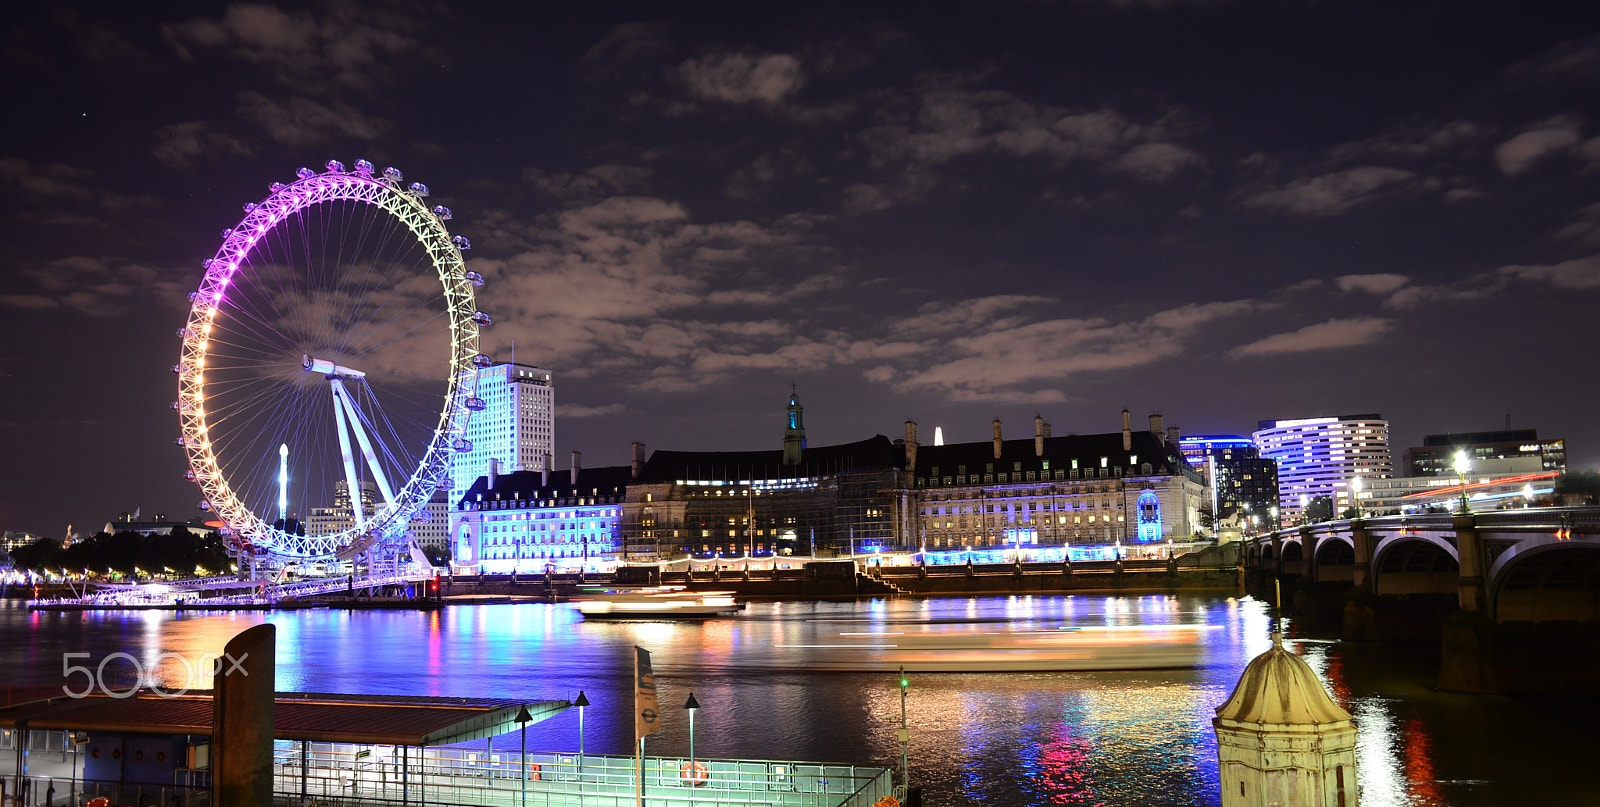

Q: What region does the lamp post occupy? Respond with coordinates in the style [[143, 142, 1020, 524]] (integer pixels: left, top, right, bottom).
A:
[[1350, 477, 1363, 519], [684, 692, 701, 787], [1523, 483, 1535, 508], [1299, 494, 1309, 526], [515, 705, 532, 807], [897, 667, 910, 800], [574, 691, 589, 776], [1454, 450, 1472, 514]]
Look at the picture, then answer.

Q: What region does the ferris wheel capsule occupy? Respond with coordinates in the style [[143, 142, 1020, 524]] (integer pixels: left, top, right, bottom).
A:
[[384, 166, 404, 182], [269, 182, 286, 193], [243, 202, 257, 213], [174, 436, 186, 446], [433, 205, 452, 220], [453, 438, 473, 452], [409, 182, 430, 197], [472, 354, 493, 368], [465, 397, 487, 411], [198, 500, 211, 511], [354, 159, 375, 176], [464, 271, 484, 286], [472, 311, 492, 327], [325, 159, 345, 173], [184, 470, 196, 481], [297, 167, 316, 180]]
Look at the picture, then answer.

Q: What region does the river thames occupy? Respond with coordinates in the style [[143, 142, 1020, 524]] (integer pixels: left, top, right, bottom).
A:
[[4, 593, 1596, 806]]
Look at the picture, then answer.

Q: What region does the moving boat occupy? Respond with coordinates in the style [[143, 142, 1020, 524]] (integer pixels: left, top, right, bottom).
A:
[[783, 624, 1213, 672], [573, 586, 745, 620]]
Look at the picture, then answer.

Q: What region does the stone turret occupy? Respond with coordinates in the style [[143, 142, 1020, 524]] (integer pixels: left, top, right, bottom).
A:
[[1213, 633, 1359, 807]]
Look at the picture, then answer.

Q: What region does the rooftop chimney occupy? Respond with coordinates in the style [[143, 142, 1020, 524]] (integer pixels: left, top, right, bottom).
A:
[[1149, 413, 1165, 444], [905, 420, 919, 473], [631, 441, 646, 480], [541, 452, 551, 487], [488, 457, 500, 489], [1167, 425, 1181, 448], [570, 450, 581, 486], [993, 417, 1003, 460], [1122, 408, 1133, 452], [1034, 415, 1046, 457]]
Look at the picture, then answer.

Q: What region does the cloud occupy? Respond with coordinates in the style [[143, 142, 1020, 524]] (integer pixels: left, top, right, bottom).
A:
[[1495, 118, 1583, 175], [1328, 120, 1491, 162], [1505, 31, 1600, 82], [680, 52, 805, 104], [0, 158, 157, 217], [235, 92, 392, 147], [558, 402, 628, 419], [162, 3, 424, 90], [6, 256, 191, 317], [584, 21, 671, 63], [524, 165, 655, 200], [1229, 317, 1391, 357], [1498, 254, 1600, 290], [1114, 142, 1204, 180], [1243, 166, 1420, 216], [1552, 203, 1600, 249], [1335, 274, 1409, 295], [153, 120, 253, 168]]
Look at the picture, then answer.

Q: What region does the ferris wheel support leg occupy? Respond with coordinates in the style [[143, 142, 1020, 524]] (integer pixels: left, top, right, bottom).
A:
[[334, 381, 399, 510], [329, 380, 368, 526]]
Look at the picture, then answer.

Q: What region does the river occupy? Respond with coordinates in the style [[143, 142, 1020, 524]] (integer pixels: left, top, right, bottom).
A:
[[3, 593, 1595, 806]]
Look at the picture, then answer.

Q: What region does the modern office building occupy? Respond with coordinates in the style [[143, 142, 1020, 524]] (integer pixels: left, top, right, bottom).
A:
[[1403, 429, 1566, 477], [453, 460, 630, 573], [1178, 435, 1280, 532], [1252, 414, 1393, 524], [1359, 469, 1558, 515], [450, 362, 555, 503], [908, 411, 1207, 562], [410, 489, 452, 552]]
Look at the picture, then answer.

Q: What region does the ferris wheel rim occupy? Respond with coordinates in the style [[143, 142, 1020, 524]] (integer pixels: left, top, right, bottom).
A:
[[174, 162, 480, 560]]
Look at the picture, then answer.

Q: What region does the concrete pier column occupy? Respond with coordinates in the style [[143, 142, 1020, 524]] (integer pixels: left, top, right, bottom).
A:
[[1299, 526, 1318, 584], [1349, 520, 1374, 593], [213, 624, 275, 807], [1453, 513, 1486, 614]]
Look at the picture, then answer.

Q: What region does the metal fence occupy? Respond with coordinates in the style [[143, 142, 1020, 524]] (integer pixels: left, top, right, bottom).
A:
[[268, 743, 892, 807]]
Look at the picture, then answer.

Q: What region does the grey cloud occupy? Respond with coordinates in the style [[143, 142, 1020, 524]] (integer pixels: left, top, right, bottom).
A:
[[1335, 274, 1409, 295], [153, 120, 253, 168], [1228, 317, 1391, 357], [680, 52, 805, 104], [1498, 254, 1600, 290], [1243, 166, 1419, 216], [1495, 118, 1584, 175], [236, 92, 392, 147], [162, 3, 421, 90]]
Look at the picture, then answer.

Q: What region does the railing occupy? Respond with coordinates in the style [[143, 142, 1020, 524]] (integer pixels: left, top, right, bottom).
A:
[[267, 744, 891, 807]]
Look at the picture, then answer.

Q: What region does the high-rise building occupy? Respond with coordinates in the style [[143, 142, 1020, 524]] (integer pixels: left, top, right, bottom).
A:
[[307, 479, 378, 538], [1252, 415, 1392, 523], [1178, 435, 1280, 531], [1403, 429, 1565, 477], [451, 362, 555, 502]]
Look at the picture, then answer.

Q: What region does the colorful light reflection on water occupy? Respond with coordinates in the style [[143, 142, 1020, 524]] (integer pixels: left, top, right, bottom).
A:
[[5, 594, 1598, 806]]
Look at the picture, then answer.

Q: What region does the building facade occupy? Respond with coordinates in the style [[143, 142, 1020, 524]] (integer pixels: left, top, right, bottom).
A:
[[1403, 429, 1566, 478], [1179, 435, 1280, 533], [306, 479, 378, 538], [908, 412, 1207, 563], [450, 362, 555, 502], [1253, 415, 1392, 524], [453, 464, 630, 573]]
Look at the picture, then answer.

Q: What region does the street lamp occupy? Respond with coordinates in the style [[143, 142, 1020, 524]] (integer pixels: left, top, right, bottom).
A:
[[574, 691, 589, 775], [1299, 494, 1309, 526], [1269, 506, 1279, 532], [515, 704, 533, 807], [684, 692, 701, 786], [1523, 483, 1535, 508], [1453, 450, 1472, 513], [1350, 477, 1363, 519]]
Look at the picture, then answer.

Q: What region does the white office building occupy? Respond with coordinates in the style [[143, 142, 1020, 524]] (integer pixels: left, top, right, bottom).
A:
[[450, 362, 555, 506], [1252, 414, 1393, 524]]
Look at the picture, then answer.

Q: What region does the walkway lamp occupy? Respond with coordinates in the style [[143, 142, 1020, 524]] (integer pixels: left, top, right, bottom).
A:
[[574, 690, 589, 773], [684, 692, 701, 785], [1453, 450, 1472, 514], [1269, 506, 1279, 532], [515, 704, 532, 807], [1350, 477, 1363, 519]]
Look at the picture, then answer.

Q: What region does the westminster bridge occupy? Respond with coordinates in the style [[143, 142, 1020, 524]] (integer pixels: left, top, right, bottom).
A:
[[1242, 506, 1600, 692]]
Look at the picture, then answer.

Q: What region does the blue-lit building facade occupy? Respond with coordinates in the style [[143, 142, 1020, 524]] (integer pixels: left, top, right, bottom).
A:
[[907, 412, 1208, 564], [452, 465, 630, 573]]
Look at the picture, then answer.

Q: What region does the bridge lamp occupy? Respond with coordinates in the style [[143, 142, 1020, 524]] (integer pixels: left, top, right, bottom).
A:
[[1270, 506, 1279, 530], [1299, 495, 1309, 525], [1523, 483, 1535, 508], [1351, 477, 1363, 519], [1453, 450, 1472, 514]]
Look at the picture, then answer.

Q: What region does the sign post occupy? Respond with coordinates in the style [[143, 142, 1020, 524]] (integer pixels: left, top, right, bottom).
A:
[[635, 646, 661, 807]]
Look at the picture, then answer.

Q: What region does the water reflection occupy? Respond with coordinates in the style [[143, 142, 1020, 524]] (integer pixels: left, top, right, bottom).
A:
[[4, 595, 1594, 806]]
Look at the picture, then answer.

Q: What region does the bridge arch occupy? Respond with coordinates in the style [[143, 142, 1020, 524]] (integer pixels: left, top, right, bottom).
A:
[[1371, 533, 1459, 596], [1488, 538, 1600, 622], [1313, 536, 1355, 582]]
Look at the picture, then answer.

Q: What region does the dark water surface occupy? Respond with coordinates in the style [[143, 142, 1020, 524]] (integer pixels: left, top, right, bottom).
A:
[[3, 594, 1595, 806]]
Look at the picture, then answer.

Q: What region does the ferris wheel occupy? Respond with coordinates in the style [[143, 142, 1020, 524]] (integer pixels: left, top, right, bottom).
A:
[[174, 159, 490, 571]]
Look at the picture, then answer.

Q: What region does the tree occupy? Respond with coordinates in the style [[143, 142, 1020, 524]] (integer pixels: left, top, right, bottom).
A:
[[1305, 495, 1335, 523], [1197, 501, 1216, 534], [10, 538, 63, 574], [422, 545, 453, 567]]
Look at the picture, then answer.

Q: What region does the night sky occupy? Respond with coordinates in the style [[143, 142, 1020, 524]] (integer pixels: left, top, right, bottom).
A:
[[4, 1, 1599, 538]]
